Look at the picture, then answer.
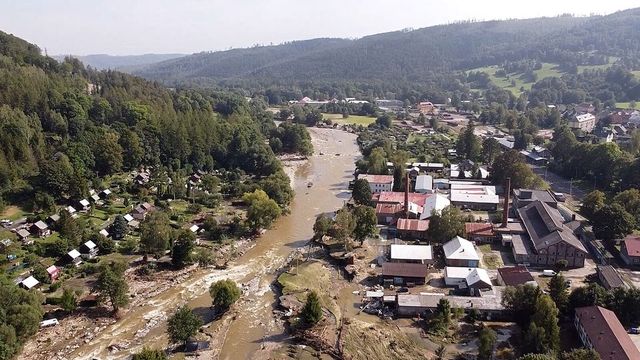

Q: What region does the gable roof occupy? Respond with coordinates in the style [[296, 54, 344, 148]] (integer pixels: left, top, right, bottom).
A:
[[443, 236, 479, 261], [466, 268, 492, 287], [396, 218, 429, 232], [358, 174, 394, 184], [21, 276, 39, 289], [597, 265, 626, 289], [391, 244, 432, 261], [375, 203, 403, 216], [33, 221, 48, 230], [67, 249, 81, 259], [517, 201, 587, 254], [382, 262, 429, 278], [575, 306, 640, 360], [375, 192, 429, 206], [497, 266, 535, 286], [17, 229, 30, 238], [420, 194, 450, 219]]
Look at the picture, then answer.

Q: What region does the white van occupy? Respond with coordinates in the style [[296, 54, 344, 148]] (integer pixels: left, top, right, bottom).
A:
[[542, 270, 557, 277]]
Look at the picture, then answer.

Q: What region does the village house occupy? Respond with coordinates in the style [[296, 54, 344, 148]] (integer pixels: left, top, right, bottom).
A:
[[569, 113, 596, 133], [99, 229, 110, 238], [381, 262, 429, 286], [99, 189, 112, 199], [123, 214, 134, 223], [20, 276, 39, 290], [357, 174, 394, 193], [189, 224, 200, 233], [30, 221, 50, 237], [596, 265, 627, 290], [132, 202, 154, 220], [444, 267, 492, 293], [443, 236, 480, 267], [620, 235, 640, 266], [80, 241, 98, 259], [395, 218, 429, 240], [66, 249, 83, 266], [464, 223, 496, 243], [574, 306, 640, 360], [46, 265, 60, 282], [0, 238, 12, 250], [46, 214, 60, 226], [16, 228, 31, 243], [390, 244, 433, 265], [90, 193, 101, 203], [496, 266, 535, 287], [78, 199, 91, 211], [514, 200, 588, 267], [66, 206, 77, 217]]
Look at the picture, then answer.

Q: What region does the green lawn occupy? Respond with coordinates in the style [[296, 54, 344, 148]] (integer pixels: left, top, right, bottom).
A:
[[632, 70, 640, 79], [478, 244, 503, 270], [277, 261, 340, 319], [322, 113, 376, 126]]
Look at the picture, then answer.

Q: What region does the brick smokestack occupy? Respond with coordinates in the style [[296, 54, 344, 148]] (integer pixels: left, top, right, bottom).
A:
[[405, 174, 410, 219], [502, 177, 511, 227]]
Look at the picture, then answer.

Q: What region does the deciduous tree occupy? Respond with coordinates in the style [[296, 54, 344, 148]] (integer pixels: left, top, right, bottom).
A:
[[167, 305, 202, 346], [94, 261, 129, 313], [209, 279, 241, 312], [352, 179, 372, 206]]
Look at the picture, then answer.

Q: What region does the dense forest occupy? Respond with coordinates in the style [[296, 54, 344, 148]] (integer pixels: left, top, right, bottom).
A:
[[0, 30, 304, 211], [134, 9, 640, 99]]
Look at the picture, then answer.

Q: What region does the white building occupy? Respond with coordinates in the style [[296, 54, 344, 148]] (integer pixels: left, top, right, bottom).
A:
[[420, 194, 451, 220], [390, 244, 433, 265], [449, 183, 499, 211], [358, 174, 394, 193], [444, 267, 491, 291], [569, 113, 596, 133], [415, 175, 433, 194], [20, 276, 40, 290], [443, 236, 480, 267]]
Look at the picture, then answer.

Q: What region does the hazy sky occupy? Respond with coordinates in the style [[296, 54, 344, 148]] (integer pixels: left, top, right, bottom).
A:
[[1, 0, 638, 56]]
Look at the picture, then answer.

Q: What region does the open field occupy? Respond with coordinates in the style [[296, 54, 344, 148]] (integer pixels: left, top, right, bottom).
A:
[[469, 62, 564, 95], [322, 113, 376, 126], [616, 102, 638, 110]]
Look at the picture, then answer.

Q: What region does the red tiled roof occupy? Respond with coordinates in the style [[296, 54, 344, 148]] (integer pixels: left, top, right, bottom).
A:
[[623, 235, 640, 258], [575, 306, 640, 360], [375, 203, 403, 215], [497, 266, 534, 286], [465, 223, 495, 237], [382, 262, 429, 278], [359, 174, 394, 184], [396, 218, 429, 232], [376, 192, 430, 205]]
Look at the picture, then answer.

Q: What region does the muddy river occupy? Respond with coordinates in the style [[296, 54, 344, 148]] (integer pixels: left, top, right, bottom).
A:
[[70, 127, 359, 359]]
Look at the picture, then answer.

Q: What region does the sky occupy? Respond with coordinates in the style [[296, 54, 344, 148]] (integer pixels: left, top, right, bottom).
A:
[[1, 0, 639, 56]]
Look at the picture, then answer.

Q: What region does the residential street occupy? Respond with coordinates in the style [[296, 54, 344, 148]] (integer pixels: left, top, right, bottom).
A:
[[530, 165, 588, 201]]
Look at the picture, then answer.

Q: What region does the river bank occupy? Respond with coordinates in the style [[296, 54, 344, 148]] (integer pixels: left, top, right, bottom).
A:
[[18, 127, 360, 360]]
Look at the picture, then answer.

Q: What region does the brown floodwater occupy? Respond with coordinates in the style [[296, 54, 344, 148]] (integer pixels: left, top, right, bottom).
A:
[[70, 128, 359, 360]]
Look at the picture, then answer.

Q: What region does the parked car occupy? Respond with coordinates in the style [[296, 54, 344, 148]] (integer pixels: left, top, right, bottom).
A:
[[629, 327, 640, 334], [0, 219, 13, 227], [542, 270, 557, 277], [397, 287, 409, 293], [553, 192, 566, 202]]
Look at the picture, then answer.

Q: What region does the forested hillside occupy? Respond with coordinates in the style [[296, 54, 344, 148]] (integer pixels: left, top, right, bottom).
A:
[[135, 9, 640, 88], [52, 53, 187, 71], [0, 30, 297, 210]]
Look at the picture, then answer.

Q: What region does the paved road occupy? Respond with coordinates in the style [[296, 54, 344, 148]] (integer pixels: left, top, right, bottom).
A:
[[530, 165, 587, 201]]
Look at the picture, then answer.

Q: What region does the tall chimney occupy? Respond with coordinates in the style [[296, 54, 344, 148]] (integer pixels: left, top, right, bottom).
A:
[[405, 175, 410, 219], [502, 177, 511, 228]]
